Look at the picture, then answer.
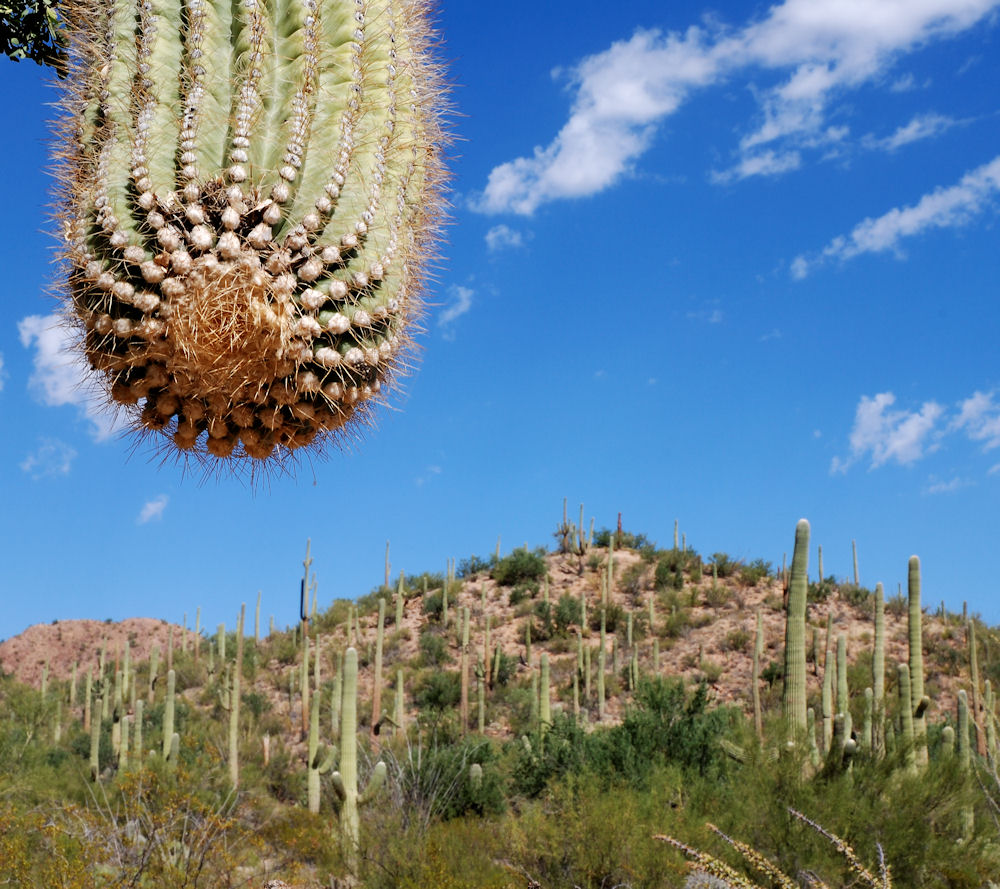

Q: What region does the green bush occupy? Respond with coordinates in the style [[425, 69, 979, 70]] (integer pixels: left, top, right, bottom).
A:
[[419, 630, 450, 667], [738, 558, 772, 587], [710, 553, 739, 578], [554, 594, 583, 633], [457, 554, 496, 578], [493, 547, 547, 586]]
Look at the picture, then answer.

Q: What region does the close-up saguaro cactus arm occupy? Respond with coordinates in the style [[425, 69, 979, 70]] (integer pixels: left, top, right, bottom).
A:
[[53, 0, 447, 466]]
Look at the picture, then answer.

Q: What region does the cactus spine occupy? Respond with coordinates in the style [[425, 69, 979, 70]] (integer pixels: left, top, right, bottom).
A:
[[56, 0, 446, 468], [783, 519, 810, 734], [332, 647, 386, 877]]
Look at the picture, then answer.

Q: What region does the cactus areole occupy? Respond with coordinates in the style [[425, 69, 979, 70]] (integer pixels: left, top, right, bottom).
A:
[[55, 0, 446, 467]]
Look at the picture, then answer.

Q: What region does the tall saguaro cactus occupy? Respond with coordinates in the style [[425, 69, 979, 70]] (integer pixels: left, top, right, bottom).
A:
[[331, 647, 385, 878], [56, 0, 447, 468], [783, 519, 810, 735], [908, 555, 928, 765]]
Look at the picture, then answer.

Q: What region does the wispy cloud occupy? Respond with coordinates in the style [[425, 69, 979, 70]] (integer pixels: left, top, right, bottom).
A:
[[20, 438, 77, 479], [923, 476, 972, 495], [137, 495, 169, 524], [686, 307, 725, 324], [951, 390, 1000, 450], [473, 0, 999, 214], [438, 286, 474, 338], [0, 351, 5, 391], [485, 224, 525, 252], [414, 465, 442, 487], [793, 154, 1000, 277], [18, 313, 122, 440], [831, 392, 943, 473], [870, 112, 958, 151]]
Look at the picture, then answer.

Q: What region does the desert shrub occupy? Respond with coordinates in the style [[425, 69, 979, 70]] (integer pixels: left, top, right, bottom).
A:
[[886, 591, 908, 618], [723, 628, 752, 652], [588, 602, 624, 634], [662, 607, 693, 639], [738, 558, 772, 587], [809, 577, 836, 603], [554, 594, 583, 633], [621, 562, 647, 601], [710, 553, 739, 578], [419, 630, 450, 667], [423, 590, 444, 620], [703, 583, 731, 609], [839, 582, 872, 607], [592, 527, 657, 555], [493, 547, 547, 586], [414, 670, 461, 712], [507, 583, 537, 607], [457, 554, 496, 578]]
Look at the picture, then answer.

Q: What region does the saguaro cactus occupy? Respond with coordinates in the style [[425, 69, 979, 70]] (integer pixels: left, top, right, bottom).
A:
[[783, 519, 810, 734], [331, 647, 385, 876], [908, 556, 928, 765], [56, 0, 447, 467]]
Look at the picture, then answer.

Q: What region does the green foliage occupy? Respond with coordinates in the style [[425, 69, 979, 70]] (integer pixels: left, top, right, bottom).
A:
[[738, 558, 772, 587], [456, 554, 496, 578], [809, 576, 837, 603], [415, 671, 461, 712], [0, 0, 65, 69], [418, 630, 451, 667], [507, 582, 538, 607], [423, 590, 445, 620], [492, 547, 547, 586], [592, 528, 657, 555], [710, 553, 739, 578]]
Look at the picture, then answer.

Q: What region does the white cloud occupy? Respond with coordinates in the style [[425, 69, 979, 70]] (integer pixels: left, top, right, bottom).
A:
[[869, 112, 958, 151], [711, 149, 801, 183], [793, 154, 1000, 276], [923, 476, 972, 494], [889, 72, 917, 92], [473, 0, 1000, 214], [138, 494, 169, 524], [952, 390, 1000, 450], [20, 438, 77, 479], [485, 225, 525, 252], [438, 286, 474, 334], [18, 313, 122, 440], [831, 391, 943, 472], [0, 352, 5, 391]]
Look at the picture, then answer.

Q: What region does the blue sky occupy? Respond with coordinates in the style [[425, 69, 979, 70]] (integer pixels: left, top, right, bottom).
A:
[[1, 0, 999, 642]]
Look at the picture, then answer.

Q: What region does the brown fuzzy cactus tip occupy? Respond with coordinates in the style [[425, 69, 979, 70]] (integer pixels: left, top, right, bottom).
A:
[[53, 0, 448, 472]]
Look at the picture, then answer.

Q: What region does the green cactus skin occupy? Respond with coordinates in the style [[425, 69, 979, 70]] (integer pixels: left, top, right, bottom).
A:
[[957, 689, 974, 839], [783, 519, 810, 735], [898, 663, 916, 772], [162, 668, 176, 759], [55, 0, 447, 468], [134, 699, 144, 761], [750, 609, 764, 739], [872, 582, 885, 756], [837, 634, 851, 747], [817, 544, 823, 585], [232, 604, 245, 785], [459, 606, 470, 733], [308, 688, 336, 814], [331, 650, 343, 737], [195, 607, 202, 663], [907, 555, 928, 765], [119, 710, 130, 768], [469, 762, 483, 794], [821, 626, 834, 755], [111, 669, 123, 760], [255, 591, 262, 644], [985, 679, 997, 761], [941, 724, 955, 757], [332, 647, 385, 877], [83, 668, 92, 731], [862, 687, 873, 752], [584, 643, 592, 705], [217, 623, 226, 663], [395, 576, 404, 628], [300, 632, 311, 742], [807, 707, 820, 768], [540, 653, 551, 734], [673, 520, 679, 550], [476, 658, 485, 734], [90, 693, 102, 781], [372, 597, 385, 740], [852, 538, 859, 586], [968, 621, 985, 756], [598, 610, 607, 721], [166, 732, 180, 773]]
